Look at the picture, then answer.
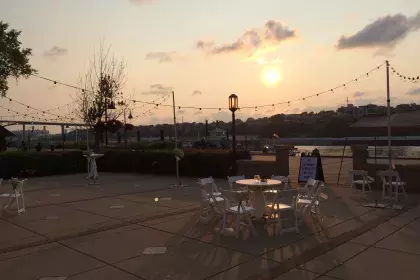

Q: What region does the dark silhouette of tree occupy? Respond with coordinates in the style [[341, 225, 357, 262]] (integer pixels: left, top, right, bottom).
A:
[[0, 21, 37, 96], [76, 43, 127, 147]]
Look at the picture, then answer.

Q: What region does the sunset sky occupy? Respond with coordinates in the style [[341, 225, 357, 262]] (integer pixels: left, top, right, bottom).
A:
[[1, 0, 420, 128]]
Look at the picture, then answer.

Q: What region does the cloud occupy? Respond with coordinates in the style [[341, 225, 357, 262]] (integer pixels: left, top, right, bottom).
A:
[[145, 52, 176, 63], [353, 91, 365, 97], [336, 12, 420, 52], [196, 20, 297, 57], [194, 110, 203, 115], [129, 0, 154, 4], [43, 46, 68, 58], [192, 90, 202, 95], [178, 110, 186, 115], [407, 87, 420, 95], [142, 84, 172, 95]]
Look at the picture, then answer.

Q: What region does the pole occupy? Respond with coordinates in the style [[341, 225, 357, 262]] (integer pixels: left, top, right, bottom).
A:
[[124, 108, 127, 148], [171, 91, 185, 187], [105, 99, 108, 147], [232, 111, 236, 156], [337, 137, 347, 186], [386, 61, 392, 174]]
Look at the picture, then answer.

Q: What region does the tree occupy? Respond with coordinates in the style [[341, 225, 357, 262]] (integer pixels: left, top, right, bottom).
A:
[[76, 43, 127, 147], [0, 21, 36, 96]]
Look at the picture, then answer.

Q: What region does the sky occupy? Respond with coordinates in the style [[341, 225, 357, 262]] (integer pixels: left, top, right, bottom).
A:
[[1, 0, 420, 130]]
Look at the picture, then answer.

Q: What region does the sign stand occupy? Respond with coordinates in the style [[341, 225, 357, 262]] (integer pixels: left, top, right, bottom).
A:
[[298, 154, 324, 183]]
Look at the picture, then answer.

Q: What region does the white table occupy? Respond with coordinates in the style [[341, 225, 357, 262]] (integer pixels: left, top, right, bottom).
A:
[[236, 179, 282, 219], [83, 153, 104, 183]]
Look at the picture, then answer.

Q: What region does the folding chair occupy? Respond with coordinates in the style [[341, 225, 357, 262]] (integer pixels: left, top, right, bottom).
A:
[[298, 178, 319, 199], [220, 191, 256, 238], [265, 189, 299, 235], [296, 182, 325, 226], [349, 170, 372, 194], [1, 179, 26, 215], [377, 170, 408, 202], [263, 175, 290, 204], [227, 175, 245, 191], [199, 189, 225, 224], [198, 177, 222, 197]]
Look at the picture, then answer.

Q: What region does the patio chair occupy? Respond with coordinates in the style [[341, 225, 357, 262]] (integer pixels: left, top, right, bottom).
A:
[[263, 175, 290, 204], [227, 175, 245, 191], [198, 177, 222, 198], [265, 189, 299, 235], [298, 178, 319, 199], [296, 182, 326, 225], [220, 191, 256, 238], [348, 170, 373, 194], [199, 189, 225, 224], [377, 170, 408, 202], [1, 179, 26, 215]]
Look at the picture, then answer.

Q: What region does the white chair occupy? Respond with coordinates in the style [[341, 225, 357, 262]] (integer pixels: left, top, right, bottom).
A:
[[227, 175, 245, 191], [263, 175, 290, 204], [349, 170, 372, 194], [296, 182, 326, 225], [377, 170, 408, 202], [265, 189, 299, 235], [1, 179, 26, 215], [271, 175, 290, 190], [198, 177, 222, 197], [298, 178, 319, 199], [199, 189, 225, 224], [220, 191, 256, 238]]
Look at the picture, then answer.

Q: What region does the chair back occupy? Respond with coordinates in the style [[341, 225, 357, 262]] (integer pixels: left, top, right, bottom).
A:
[[227, 175, 245, 191], [301, 179, 319, 197], [271, 175, 290, 190], [377, 170, 401, 184], [198, 177, 220, 194]]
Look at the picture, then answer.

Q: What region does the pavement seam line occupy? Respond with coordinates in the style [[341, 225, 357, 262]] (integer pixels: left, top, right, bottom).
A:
[[240, 207, 408, 280], [0, 206, 200, 254], [313, 214, 420, 279]]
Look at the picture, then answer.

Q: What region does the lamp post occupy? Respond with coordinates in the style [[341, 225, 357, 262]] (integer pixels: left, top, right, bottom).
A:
[[229, 94, 238, 157], [104, 99, 115, 146]]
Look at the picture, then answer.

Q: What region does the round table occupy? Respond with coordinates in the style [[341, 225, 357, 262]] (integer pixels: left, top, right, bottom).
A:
[[236, 179, 282, 219]]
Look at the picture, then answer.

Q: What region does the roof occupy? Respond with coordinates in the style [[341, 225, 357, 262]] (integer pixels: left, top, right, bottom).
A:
[[351, 110, 420, 128], [0, 126, 15, 137]]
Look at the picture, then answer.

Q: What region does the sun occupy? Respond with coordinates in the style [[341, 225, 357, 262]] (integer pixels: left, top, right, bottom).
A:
[[261, 67, 281, 87]]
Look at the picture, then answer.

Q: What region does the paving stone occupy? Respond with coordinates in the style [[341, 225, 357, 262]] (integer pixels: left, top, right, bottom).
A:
[[272, 268, 320, 280], [62, 225, 185, 264], [115, 238, 254, 280], [0, 243, 104, 280], [327, 247, 420, 280], [300, 242, 366, 274], [0, 220, 46, 252], [350, 222, 400, 246], [67, 266, 139, 280], [375, 219, 420, 255]]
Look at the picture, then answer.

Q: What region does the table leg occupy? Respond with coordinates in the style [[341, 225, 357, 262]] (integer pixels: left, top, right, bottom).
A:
[[251, 189, 266, 219]]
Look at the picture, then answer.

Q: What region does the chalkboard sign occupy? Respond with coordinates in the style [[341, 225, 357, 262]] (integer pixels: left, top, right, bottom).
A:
[[298, 155, 325, 183]]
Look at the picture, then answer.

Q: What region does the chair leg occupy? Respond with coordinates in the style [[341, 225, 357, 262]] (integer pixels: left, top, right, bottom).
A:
[[235, 214, 240, 238], [245, 214, 257, 236]]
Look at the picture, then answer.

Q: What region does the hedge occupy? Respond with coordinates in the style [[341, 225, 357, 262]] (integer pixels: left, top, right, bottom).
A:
[[0, 151, 85, 178], [0, 150, 251, 179]]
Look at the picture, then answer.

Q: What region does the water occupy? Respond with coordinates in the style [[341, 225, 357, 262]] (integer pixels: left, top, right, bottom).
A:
[[296, 145, 420, 159]]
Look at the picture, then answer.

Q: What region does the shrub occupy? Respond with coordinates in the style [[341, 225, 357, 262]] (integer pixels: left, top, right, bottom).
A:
[[0, 151, 85, 178], [0, 150, 251, 179]]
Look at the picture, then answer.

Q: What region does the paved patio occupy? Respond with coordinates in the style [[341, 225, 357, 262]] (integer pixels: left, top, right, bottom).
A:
[[0, 173, 420, 279]]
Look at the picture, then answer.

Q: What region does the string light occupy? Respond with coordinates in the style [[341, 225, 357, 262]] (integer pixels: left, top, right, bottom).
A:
[[4, 62, 385, 119], [389, 64, 419, 83]]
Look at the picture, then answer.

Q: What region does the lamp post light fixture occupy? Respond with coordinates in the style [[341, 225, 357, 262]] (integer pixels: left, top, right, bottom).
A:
[[228, 94, 238, 156]]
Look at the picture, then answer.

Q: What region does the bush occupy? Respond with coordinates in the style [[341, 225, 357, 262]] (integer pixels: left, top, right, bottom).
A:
[[0, 150, 251, 179], [97, 150, 251, 178], [0, 151, 85, 178]]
